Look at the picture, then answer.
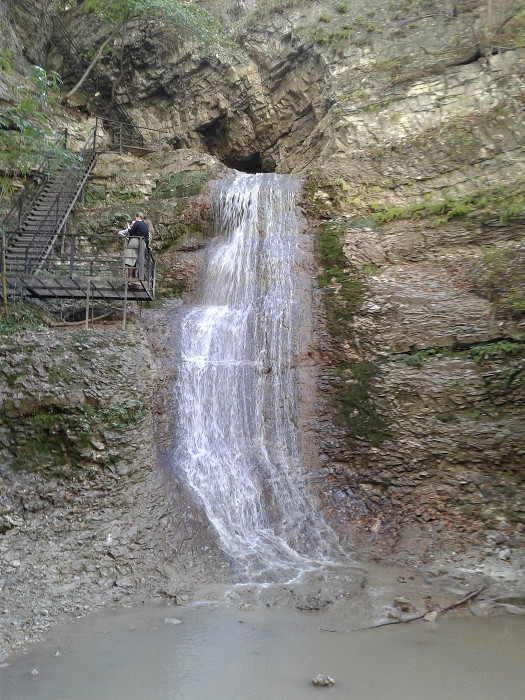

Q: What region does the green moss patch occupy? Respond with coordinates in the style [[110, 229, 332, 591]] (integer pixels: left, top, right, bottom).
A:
[[470, 340, 525, 364], [306, 174, 386, 446], [369, 184, 524, 226], [5, 410, 94, 475], [316, 222, 363, 343], [1, 399, 145, 478], [333, 361, 387, 446], [151, 171, 208, 202], [471, 247, 525, 318], [0, 302, 48, 335]]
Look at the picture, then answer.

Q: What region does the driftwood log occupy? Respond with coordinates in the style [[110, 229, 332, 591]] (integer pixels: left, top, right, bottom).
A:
[[320, 585, 486, 633]]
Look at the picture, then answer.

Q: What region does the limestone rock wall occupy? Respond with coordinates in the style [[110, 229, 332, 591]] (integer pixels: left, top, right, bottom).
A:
[[1, 0, 523, 562], [0, 318, 226, 654]]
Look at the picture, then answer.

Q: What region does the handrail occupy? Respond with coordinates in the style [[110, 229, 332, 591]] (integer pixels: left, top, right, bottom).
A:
[[23, 129, 97, 273], [8, 231, 156, 295], [0, 128, 69, 247], [52, 17, 145, 148], [3, 127, 96, 275], [98, 117, 168, 134], [95, 116, 166, 153]]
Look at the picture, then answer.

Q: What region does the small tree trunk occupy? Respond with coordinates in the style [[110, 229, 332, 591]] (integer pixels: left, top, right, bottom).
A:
[[109, 34, 126, 112], [65, 32, 115, 100]]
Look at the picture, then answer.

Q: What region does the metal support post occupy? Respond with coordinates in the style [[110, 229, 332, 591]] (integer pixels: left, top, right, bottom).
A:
[[85, 279, 91, 329], [69, 234, 75, 277], [1, 227, 8, 319], [122, 280, 128, 330]]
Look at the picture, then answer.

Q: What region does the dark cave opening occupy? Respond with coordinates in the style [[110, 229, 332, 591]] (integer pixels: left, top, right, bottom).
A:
[[221, 152, 274, 174], [196, 116, 275, 173]]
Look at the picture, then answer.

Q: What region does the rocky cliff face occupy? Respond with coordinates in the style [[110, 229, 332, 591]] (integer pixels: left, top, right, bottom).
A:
[[0, 316, 228, 655], [1, 0, 524, 614], [102, 0, 522, 555]]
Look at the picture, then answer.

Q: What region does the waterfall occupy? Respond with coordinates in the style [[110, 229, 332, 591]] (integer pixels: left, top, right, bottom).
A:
[[173, 173, 336, 582]]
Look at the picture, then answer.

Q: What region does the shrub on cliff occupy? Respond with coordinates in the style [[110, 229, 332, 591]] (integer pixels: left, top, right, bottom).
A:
[[471, 245, 525, 318]]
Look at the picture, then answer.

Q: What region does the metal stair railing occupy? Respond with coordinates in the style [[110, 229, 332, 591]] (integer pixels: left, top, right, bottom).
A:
[[4, 127, 97, 275], [28, 231, 156, 293], [52, 17, 145, 149], [1, 129, 68, 249]]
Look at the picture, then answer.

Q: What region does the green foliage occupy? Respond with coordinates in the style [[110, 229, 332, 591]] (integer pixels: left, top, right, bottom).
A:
[[100, 398, 145, 428], [6, 398, 144, 476], [306, 176, 386, 446], [334, 2, 348, 13], [471, 247, 525, 318], [369, 185, 524, 226], [152, 170, 207, 202], [8, 410, 93, 474], [348, 216, 379, 230], [48, 364, 73, 385], [390, 340, 525, 369], [338, 87, 367, 102], [0, 66, 80, 189], [391, 347, 447, 367], [83, 0, 229, 50], [316, 222, 363, 343], [0, 48, 14, 73], [470, 340, 525, 364], [500, 8, 525, 48], [311, 26, 352, 47], [362, 263, 378, 275], [84, 184, 107, 204], [0, 302, 47, 334], [156, 266, 185, 298]]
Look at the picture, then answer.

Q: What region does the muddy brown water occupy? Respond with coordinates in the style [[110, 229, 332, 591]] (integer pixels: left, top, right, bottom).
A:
[[1, 601, 523, 699]]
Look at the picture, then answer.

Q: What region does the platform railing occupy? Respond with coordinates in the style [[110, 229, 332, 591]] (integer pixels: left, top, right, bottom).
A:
[[0, 128, 70, 248], [13, 230, 156, 295], [3, 127, 97, 275], [95, 117, 167, 154]]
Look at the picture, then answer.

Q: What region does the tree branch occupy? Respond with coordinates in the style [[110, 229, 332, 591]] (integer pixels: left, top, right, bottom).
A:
[[65, 32, 116, 100], [319, 584, 487, 633]]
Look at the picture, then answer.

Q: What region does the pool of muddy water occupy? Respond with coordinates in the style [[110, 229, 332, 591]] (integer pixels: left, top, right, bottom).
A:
[[1, 601, 523, 699]]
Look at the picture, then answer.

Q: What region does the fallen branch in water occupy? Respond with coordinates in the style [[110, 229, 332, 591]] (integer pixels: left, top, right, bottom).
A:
[[320, 585, 487, 633]]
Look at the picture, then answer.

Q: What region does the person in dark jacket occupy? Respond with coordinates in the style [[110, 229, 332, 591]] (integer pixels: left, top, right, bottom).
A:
[[123, 213, 149, 278], [128, 213, 149, 242]]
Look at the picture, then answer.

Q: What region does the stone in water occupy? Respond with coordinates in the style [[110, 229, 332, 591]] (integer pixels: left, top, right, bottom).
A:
[[312, 674, 335, 687]]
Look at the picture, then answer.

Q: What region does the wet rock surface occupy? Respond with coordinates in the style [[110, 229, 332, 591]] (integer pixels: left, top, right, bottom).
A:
[[0, 320, 229, 657], [0, 0, 524, 661]]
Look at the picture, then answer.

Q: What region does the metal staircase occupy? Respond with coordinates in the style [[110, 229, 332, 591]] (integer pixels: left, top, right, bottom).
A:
[[52, 17, 146, 151], [1, 126, 156, 306], [0, 19, 159, 316], [3, 131, 96, 275]]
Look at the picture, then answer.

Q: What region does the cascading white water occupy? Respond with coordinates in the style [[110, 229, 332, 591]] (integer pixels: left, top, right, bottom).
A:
[[173, 173, 335, 582]]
